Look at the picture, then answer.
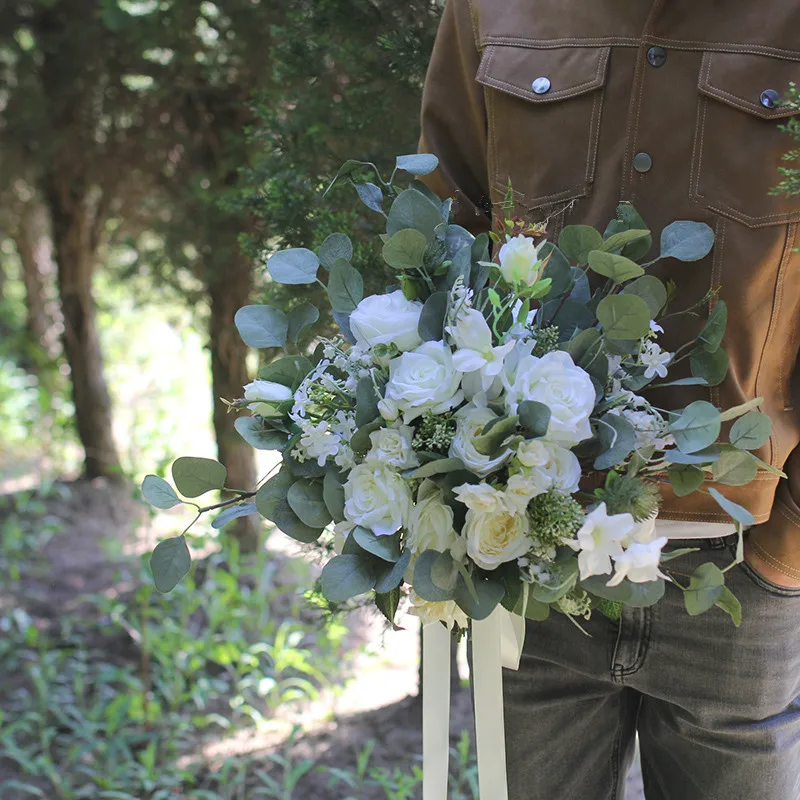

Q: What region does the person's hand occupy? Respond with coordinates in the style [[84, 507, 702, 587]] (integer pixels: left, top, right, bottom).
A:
[[744, 528, 800, 590]]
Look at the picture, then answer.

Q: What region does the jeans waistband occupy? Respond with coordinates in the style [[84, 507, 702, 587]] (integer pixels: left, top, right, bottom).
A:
[[666, 533, 741, 551]]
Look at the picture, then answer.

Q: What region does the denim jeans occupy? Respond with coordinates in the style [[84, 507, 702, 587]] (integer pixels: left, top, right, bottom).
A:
[[503, 537, 800, 800]]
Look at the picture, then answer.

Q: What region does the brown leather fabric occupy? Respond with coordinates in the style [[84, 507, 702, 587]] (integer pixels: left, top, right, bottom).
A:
[[418, 1, 800, 552]]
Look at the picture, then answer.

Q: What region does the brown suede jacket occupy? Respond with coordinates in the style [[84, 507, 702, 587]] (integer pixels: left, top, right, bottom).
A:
[[418, 0, 800, 566]]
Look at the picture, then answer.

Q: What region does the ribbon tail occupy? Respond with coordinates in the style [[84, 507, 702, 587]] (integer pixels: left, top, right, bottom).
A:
[[472, 607, 509, 800], [422, 622, 451, 800]]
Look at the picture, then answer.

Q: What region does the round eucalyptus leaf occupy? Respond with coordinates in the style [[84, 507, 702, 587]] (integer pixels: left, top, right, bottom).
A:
[[587, 251, 644, 284], [267, 247, 319, 285], [558, 225, 603, 266], [382, 229, 428, 270], [141, 475, 181, 510], [171, 457, 227, 498], [255, 469, 295, 520], [690, 347, 729, 387], [287, 478, 332, 529], [271, 499, 325, 543], [623, 275, 667, 316], [234, 417, 287, 451], [396, 153, 439, 176], [453, 574, 506, 620], [320, 554, 378, 603], [318, 233, 353, 271], [660, 221, 715, 262], [375, 549, 412, 594], [212, 502, 258, 530], [287, 302, 319, 345], [150, 535, 191, 593], [698, 301, 728, 353], [730, 410, 772, 451], [683, 563, 725, 615], [353, 526, 401, 563], [711, 449, 759, 486], [667, 465, 705, 497], [234, 305, 289, 349], [413, 549, 456, 602], [323, 469, 347, 523], [669, 401, 721, 454], [355, 182, 384, 214], [327, 259, 364, 313], [596, 294, 651, 340], [386, 188, 443, 241]]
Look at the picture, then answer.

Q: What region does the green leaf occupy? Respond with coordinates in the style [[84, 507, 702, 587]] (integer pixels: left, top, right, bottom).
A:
[[267, 248, 319, 285], [283, 449, 327, 478], [454, 574, 506, 620], [328, 259, 364, 313], [416, 291, 447, 341], [669, 401, 721, 454], [581, 574, 665, 607], [386, 188, 443, 241], [375, 587, 402, 627], [382, 229, 428, 270], [446, 245, 472, 290], [234, 417, 288, 451], [541, 299, 597, 340], [539, 243, 573, 298], [356, 375, 381, 427], [596, 294, 651, 340], [287, 303, 319, 345], [258, 355, 313, 390], [323, 470, 347, 523], [396, 153, 439, 176], [690, 347, 729, 387], [659, 547, 700, 562], [708, 487, 756, 527], [473, 415, 519, 456], [719, 398, 764, 422], [623, 275, 668, 316], [559, 225, 603, 266], [353, 526, 401, 563], [318, 233, 353, 271], [355, 182, 384, 214], [712, 449, 759, 486], [530, 559, 578, 603], [664, 445, 721, 465], [271, 499, 325, 543], [600, 228, 651, 254], [287, 478, 332, 528], [350, 419, 384, 455], [141, 475, 181, 510], [594, 413, 636, 470], [561, 327, 601, 361], [587, 251, 645, 284], [730, 411, 772, 450], [698, 301, 727, 352], [667, 465, 706, 497], [235, 305, 289, 349], [375, 549, 412, 593], [171, 457, 227, 498], [413, 549, 456, 601], [212, 503, 258, 530], [255, 469, 296, 520], [320, 554, 378, 603], [523, 595, 551, 622], [411, 457, 465, 479], [430, 550, 460, 592], [660, 221, 715, 262], [518, 401, 551, 439], [684, 562, 725, 615], [150, 536, 191, 593], [714, 585, 742, 627]]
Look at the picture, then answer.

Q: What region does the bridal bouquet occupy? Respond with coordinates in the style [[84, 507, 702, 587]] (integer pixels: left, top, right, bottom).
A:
[[143, 154, 780, 630]]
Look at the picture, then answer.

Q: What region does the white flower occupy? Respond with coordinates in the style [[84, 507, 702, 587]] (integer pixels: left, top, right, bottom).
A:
[[540, 443, 582, 494], [408, 592, 469, 631], [504, 350, 596, 446], [607, 537, 669, 586], [464, 507, 531, 570], [377, 397, 400, 422], [568, 502, 635, 580], [498, 234, 546, 287], [515, 439, 550, 468], [622, 514, 659, 547], [297, 420, 341, 466], [407, 490, 459, 553], [449, 404, 512, 478], [349, 291, 424, 353], [243, 380, 294, 418], [453, 482, 506, 513], [504, 471, 550, 513], [640, 340, 671, 379], [384, 341, 464, 424], [649, 320, 664, 334], [366, 424, 419, 470], [447, 308, 515, 391], [614, 409, 674, 451], [343, 463, 412, 537]]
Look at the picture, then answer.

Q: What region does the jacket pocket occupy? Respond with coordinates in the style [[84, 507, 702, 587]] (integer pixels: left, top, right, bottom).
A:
[[476, 44, 610, 211], [691, 51, 800, 228]]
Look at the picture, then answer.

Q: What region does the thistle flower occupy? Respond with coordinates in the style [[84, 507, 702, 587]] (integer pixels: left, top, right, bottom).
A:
[[596, 474, 661, 522]]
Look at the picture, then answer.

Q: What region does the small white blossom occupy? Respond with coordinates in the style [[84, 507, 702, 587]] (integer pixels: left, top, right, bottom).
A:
[[607, 537, 669, 586], [649, 320, 664, 334], [640, 340, 671, 379], [568, 502, 635, 580], [297, 420, 341, 467]]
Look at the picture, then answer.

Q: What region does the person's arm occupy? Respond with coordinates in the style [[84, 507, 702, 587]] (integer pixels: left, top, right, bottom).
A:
[[417, 0, 491, 236]]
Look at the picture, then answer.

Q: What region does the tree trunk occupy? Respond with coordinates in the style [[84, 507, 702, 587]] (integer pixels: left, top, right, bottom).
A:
[[208, 250, 260, 552], [46, 177, 122, 480]]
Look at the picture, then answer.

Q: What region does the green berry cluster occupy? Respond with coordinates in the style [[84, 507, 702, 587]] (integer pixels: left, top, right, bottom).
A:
[[412, 413, 458, 454], [527, 491, 585, 552], [531, 325, 560, 357]]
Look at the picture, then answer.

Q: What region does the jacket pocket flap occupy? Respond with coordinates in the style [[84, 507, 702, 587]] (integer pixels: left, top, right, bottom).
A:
[[476, 45, 610, 103], [698, 51, 800, 120]]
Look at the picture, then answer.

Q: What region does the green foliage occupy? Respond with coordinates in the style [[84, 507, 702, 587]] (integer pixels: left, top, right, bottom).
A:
[[773, 83, 800, 198], [659, 221, 715, 262], [150, 534, 192, 593]]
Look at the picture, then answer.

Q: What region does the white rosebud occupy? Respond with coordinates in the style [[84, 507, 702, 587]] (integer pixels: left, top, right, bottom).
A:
[[567, 502, 635, 581], [366, 425, 419, 470], [464, 507, 531, 570], [497, 234, 546, 287], [243, 380, 294, 418], [377, 397, 400, 422], [448, 404, 511, 478], [453, 482, 506, 513], [343, 463, 412, 537], [407, 490, 459, 553], [350, 291, 424, 353]]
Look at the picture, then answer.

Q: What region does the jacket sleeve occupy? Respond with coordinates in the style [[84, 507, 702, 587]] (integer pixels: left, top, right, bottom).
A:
[[417, 0, 491, 236]]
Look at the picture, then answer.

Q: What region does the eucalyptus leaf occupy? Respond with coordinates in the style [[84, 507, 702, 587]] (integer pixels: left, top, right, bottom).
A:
[[719, 397, 764, 422], [664, 445, 721, 465], [542, 299, 597, 339], [539, 243, 572, 298], [444, 225, 475, 258], [596, 294, 651, 340], [386, 188, 443, 241], [669, 401, 721, 454], [323, 469, 347, 523], [623, 275, 668, 316], [660, 221, 715, 262], [171, 457, 227, 498], [356, 375, 381, 427], [730, 411, 772, 450], [698, 301, 727, 353], [234, 305, 289, 349], [255, 469, 295, 520], [287, 478, 332, 529], [667, 465, 705, 496], [333, 310, 356, 343], [446, 245, 472, 290], [712, 449, 759, 486], [355, 182, 385, 214], [412, 457, 465, 479], [234, 417, 288, 451], [328, 259, 364, 313], [414, 549, 456, 602], [212, 502, 258, 530], [594, 413, 636, 470], [396, 153, 439, 176], [600, 228, 651, 254], [588, 251, 645, 284], [271, 499, 325, 543], [430, 550, 460, 592], [453, 574, 506, 620], [267, 248, 320, 285], [318, 233, 353, 271], [473, 415, 519, 456], [375, 588, 401, 627], [287, 303, 319, 345], [353, 526, 401, 563], [518, 401, 551, 439], [559, 225, 603, 266], [320, 554, 378, 603], [150, 535, 192, 593], [382, 229, 428, 270], [418, 291, 449, 341], [350, 418, 384, 454], [715, 586, 742, 627], [530, 560, 578, 604], [283, 449, 327, 478], [690, 347, 729, 387], [684, 562, 725, 615], [141, 475, 181, 510], [258, 355, 314, 390], [708, 487, 755, 527], [375, 549, 412, 594]]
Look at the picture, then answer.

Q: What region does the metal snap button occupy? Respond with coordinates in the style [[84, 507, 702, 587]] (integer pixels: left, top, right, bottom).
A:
[[633, 152, 653, 173], [647, 46, 667, 68], [531, 77, 551, 95], [760, 89, 780, 109]]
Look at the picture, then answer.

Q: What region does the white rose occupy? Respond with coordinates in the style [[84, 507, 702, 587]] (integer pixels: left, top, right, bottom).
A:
[[243, 380, 293, 417], [350, 291, 423, 353], [449, 405, 512, 478], [408, 592, 469, 631], [515, 439, 550, 468], [343, 463, 412, 537], [498, 234, 546, 287], [464, 507, 531, 570], [407, 490, 459, 553], [504, 350, 596, 446], [385, 341, 464, 424], [366, 425, 419, 470], [504, 470, 551, 513], [453, 482, 506, 513], [608, 537, 669, 586], [567, 502, 635, 580]]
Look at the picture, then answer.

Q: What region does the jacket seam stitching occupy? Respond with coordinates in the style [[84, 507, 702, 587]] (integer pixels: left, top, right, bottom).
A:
[[465, 0, 480, 51], [480, 36, 640, 48], [700, 85, 792, 119], [646, 37, 800, 61]]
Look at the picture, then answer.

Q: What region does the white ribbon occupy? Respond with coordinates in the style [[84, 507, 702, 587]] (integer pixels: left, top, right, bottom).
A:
[[421, 606, 528, 800]]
